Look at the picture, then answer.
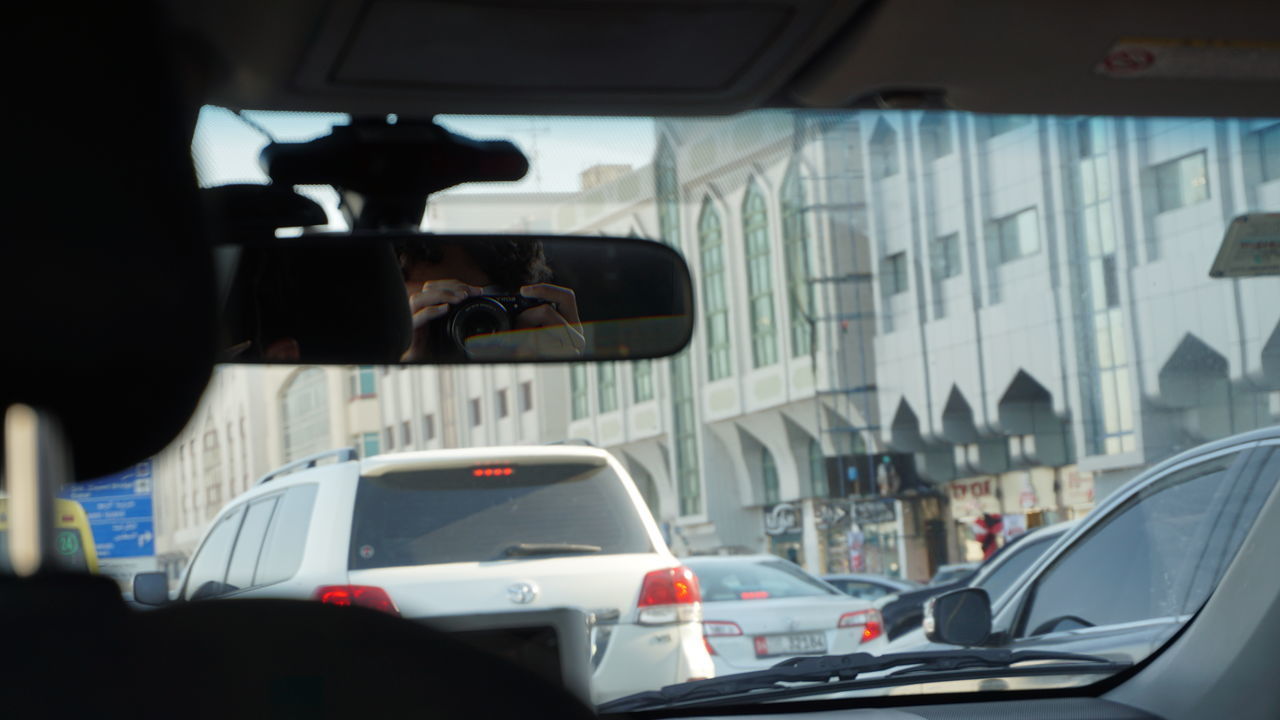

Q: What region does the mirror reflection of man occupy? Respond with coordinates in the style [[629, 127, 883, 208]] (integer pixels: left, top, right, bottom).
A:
[[394, 238, 583, 361]]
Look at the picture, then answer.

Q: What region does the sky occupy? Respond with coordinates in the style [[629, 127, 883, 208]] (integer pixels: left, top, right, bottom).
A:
[[190, 107, 657, 228]]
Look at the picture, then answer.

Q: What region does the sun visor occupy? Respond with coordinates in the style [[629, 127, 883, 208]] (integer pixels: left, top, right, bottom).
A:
[[273, 0, 869, 115]]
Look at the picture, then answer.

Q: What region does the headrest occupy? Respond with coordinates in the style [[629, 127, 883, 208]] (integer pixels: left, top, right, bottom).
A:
[[2, 3, 215, 479]]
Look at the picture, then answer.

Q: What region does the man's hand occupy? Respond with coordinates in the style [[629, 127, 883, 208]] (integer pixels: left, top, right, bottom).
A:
[[402, 279, 483, 361], [513, 283, 585, 356]]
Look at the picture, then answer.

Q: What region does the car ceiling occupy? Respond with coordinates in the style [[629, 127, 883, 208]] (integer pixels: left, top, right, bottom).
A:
[[164, 0, 1280, 118]]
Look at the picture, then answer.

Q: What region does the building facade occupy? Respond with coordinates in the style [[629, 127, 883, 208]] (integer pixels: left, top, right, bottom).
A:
[[861, 113, 1280, 561]]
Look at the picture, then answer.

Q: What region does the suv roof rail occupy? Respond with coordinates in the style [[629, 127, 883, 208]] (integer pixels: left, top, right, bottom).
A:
[[256, 447, 358, 486]]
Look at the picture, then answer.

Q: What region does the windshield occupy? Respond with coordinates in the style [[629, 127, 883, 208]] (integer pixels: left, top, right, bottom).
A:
[[118, 108, 1280, 706], [349, 462, 653, 568], [686, 559, 841, 602]]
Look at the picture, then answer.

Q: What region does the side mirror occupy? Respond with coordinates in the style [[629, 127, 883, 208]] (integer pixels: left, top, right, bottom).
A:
[[923, 587, 991, 646], [132, 571, 172, 606]]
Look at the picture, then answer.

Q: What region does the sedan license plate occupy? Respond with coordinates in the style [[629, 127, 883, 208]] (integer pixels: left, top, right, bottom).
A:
[[754, 632, 827, 658]]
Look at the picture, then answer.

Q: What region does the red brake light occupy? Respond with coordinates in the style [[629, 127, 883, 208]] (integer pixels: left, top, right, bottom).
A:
[[637, 567, 702, 625], [861, 617, 884, 643], [838, 609, 883, 643], [313, 585, 400, 616], [739, 590, 770, 600], [473, 467, 515, 477]]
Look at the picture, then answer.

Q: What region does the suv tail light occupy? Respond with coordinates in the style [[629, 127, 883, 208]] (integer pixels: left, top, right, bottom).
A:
[[636, 566, 702, 625], [838, 608, 884, 643], [313, 585, 400, 616]]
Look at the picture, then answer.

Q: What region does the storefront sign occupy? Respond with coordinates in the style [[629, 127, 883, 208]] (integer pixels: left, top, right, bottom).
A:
[[763, 503, 801, 536], [853, 499, 896, 524], [1063, 469, 1095, 507], [814, 501, 849, 530], [947, 478, 1000, 517], [1002, 513, 1028, 539]]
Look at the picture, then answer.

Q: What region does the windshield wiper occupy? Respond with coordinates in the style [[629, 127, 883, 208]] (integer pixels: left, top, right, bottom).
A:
[[598, 648, 1128, 712], [497, 542, 602, 558]]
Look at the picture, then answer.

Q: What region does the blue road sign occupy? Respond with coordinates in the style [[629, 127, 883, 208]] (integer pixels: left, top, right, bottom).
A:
[[59, 462, 155, 558]]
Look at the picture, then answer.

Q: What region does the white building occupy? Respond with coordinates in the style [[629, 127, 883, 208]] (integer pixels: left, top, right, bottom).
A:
[[860, 113, 1280, 559]]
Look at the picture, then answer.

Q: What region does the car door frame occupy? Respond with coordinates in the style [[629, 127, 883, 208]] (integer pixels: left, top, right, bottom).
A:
[[982, 439, 1262, 648]]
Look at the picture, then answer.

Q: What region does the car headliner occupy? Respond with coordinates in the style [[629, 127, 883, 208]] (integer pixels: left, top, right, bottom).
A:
[[161, 0, 1280, 118]]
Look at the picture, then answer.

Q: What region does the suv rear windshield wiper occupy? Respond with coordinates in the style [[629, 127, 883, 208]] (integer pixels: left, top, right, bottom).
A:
[[598, 648, 1129, 712], [497, 542, 602, 558]]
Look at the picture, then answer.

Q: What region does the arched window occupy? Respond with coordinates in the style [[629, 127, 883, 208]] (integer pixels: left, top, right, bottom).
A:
[[743, 179, 778, 368], [597, 363, 618, 413], [699, 198, 732, 380], [781, 164, 815, 357], [761, 445, 780, 505], [281, 368, 330, 462], [655, 136, 682, 250], [656, 134, 701, 516], [570, 365, 590, 420], [808, 437, 827, 498]]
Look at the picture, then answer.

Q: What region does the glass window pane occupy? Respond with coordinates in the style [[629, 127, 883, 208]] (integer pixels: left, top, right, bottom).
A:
[[256, 485, 319, 586], [1261, 123, 1280, 182], [183, 506, 244, 600], [1181, 153, 1209, 205], [1109, 310, 1128, 365], [1100, 369, 1120, 432], [1020, 453, 1239, 636], [225, 497, 277, 591], [1115, 368, 1135, 433], [1095, 322, 1114, 367], [1082, 206, 1100, 256], [1082, 163, 1098, 204], [1018, 209, 1040, 256]]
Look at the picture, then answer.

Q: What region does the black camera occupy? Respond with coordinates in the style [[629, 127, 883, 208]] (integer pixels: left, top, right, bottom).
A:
[[428, 295, 552, 358]]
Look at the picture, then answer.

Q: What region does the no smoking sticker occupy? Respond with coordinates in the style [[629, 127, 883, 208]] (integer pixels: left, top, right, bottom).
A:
[[359, 544, 375, 559]]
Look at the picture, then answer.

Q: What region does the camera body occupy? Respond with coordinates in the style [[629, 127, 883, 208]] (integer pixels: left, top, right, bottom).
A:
[[429, 294, 550, 358]]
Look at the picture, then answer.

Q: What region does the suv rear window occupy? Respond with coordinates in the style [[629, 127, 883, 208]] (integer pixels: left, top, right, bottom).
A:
[[348, 461, 653, 569]]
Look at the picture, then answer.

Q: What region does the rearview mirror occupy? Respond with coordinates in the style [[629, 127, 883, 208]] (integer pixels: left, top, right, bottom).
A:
[[219, 233, 694, 364], [132, 571, 171, 606], [923, 587, 991, 647]]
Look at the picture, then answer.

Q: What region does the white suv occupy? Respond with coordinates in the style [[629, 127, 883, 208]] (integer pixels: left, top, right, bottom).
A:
[[172, 444, 714, 703]]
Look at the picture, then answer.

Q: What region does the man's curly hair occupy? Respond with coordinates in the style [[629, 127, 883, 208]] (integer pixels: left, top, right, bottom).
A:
[[393, 237, 552, 290]]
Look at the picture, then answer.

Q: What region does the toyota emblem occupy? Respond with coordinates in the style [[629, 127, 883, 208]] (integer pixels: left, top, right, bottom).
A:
[[507, 581, 538, 605]]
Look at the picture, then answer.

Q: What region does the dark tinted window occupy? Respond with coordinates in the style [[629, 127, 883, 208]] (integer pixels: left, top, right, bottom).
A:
[[349, 462, 651, 569], [689, 560, 839, 602], [184, 506, 244, 600], [225, 497, 277, 590], [1019, 452, 1247, 637], [974, 534, 1056, 603], [256, 484, 319, 586], [830, 579, 893, 601]]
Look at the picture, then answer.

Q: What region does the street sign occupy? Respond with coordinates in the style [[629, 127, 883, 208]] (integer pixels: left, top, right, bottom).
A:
[[59, 462, 155, 558]]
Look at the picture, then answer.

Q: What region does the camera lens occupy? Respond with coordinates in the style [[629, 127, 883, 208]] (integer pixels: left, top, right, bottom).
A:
[[446, 297, 512, 347]]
